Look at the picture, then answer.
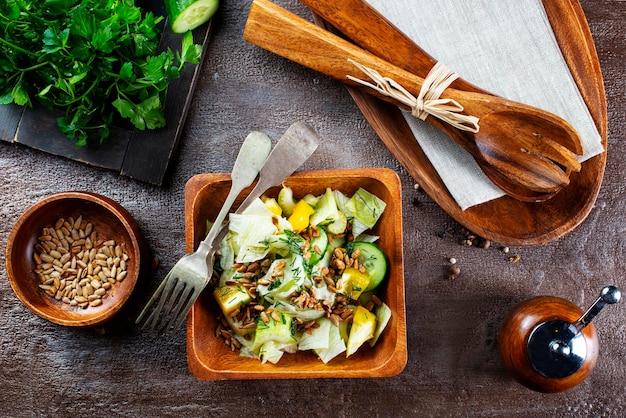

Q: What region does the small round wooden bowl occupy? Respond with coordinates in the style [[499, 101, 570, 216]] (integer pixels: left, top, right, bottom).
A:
[[6, 192, 147, 327]]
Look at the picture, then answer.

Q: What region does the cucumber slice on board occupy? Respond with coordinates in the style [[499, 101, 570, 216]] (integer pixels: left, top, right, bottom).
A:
[[165, 0, 219, 33]]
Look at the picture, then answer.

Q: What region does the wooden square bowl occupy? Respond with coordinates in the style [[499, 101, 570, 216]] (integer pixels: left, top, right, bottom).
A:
[[5, 191, 148, 327], [185, 168, 407, 379]]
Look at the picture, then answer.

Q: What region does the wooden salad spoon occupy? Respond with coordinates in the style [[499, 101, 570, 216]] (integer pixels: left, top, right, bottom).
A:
[[244, 0, 584, 198], [300, 0, 584, 202]]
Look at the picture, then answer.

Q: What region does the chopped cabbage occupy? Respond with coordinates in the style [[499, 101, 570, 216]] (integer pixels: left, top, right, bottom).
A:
[[298, 317, 332, 351], [314, 319, 347, 363], [370, 302, 392, 347], [273, 300, 326, 322], [228, 214, 276, 263], [256, 255, 310, 301], [344, 188, 386, 238], [251, 311, 296, 352], [309, 188, 347, 234]]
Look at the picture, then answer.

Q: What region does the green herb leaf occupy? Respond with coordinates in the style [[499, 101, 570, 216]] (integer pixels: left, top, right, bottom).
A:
[[70, 7, 96, 39], [0, 92, 13, 105], [181, 31, 203, 65], [12, 82, 30, 106], [92, 26, 114, 53], [112, 98, 135, 120], [119, 62, 135, 81], [133, 95, 166, 130], [1, 2, 20, 20], [42, 27, 69, 53], [0, 0, 204, 146]]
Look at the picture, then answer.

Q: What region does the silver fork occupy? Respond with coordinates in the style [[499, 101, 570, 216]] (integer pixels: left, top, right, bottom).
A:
[[136, 131, 272, 334], [137, 121, 319, 335]]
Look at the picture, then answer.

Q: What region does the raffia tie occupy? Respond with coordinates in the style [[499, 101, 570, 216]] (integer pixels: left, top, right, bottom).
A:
[[347, 59, 480, 133]]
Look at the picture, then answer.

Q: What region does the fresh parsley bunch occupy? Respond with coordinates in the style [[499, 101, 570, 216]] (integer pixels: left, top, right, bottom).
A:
[[0, 0, 202, 146]]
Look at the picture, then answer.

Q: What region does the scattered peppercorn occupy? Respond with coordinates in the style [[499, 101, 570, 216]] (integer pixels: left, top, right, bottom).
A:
[[478, 239, 491, 249], [446, 257, 461, 279], [439, 225, 521, 264], [449, 264, 461, 276]]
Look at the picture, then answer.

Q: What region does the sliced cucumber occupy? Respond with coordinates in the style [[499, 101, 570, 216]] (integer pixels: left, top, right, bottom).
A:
[[277, 186, 296, 216], [347, 241, 388, 292], [308, 226, 328, 266], [310, 231, 344, 270], [165, 0, 219, 33]]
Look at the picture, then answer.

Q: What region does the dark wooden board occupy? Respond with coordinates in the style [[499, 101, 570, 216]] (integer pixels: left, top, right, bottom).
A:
[[0, 1, 213, 186], [0, 104, 22, 142]]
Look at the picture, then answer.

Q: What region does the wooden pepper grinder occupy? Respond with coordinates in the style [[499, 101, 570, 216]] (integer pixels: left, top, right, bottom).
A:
[[499, 285, 621, 393]]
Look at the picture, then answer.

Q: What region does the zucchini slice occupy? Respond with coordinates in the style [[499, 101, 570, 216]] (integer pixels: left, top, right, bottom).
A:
[[165, 0, 219, 33]]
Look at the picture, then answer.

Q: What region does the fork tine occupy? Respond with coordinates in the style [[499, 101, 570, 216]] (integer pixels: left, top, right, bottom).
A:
[[143, 275, 180, 331], [170, 289, 201, 334], [525, 136, 582, 172], [150, 278, 187, 333], [135, 270, 172, 325], [159, 285, 196, 336], [159, 278, 188, 318]]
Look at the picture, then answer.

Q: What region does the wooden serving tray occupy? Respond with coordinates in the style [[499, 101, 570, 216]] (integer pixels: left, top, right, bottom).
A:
[[0, 1, 213, 186], [185, 169, 407, 380], [335, 0, 607, 246]]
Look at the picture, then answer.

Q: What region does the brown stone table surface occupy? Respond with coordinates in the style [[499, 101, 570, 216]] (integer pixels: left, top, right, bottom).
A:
[[1, 1, 624, 416]]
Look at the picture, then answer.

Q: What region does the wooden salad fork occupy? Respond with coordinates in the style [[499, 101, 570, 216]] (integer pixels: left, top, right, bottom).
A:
[[300, 0, 584, 202], [244, 0, 585, 200]]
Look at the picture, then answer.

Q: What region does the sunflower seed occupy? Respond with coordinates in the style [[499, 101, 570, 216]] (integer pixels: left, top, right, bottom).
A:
[[32, 214, 130, 309]]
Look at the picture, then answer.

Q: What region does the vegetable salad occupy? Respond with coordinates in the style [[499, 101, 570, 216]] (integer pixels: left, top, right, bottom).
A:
[[213, 186, 392, 364]]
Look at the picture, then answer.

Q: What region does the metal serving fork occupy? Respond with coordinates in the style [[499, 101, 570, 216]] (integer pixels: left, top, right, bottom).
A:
[[136, 131, 272, 334], [136, 121, 319, 335]]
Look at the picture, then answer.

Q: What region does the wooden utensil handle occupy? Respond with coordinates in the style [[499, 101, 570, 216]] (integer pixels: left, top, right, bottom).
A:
[[300, 0, 487, 95], [244, 0, 429, 111]]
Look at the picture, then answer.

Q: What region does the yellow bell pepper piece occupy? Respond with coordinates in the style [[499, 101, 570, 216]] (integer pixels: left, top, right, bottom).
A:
[[338, 267, 371, 300], [346, 306, 377, 357], [262, 196, 283, 216], [287, 200, 314, 231]]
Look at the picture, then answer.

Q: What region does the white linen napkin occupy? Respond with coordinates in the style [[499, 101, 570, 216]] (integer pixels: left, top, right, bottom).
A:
[[367, 0, 603, 210]]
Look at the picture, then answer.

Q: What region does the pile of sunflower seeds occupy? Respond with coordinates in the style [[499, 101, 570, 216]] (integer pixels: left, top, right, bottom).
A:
[[33, 215, 129, 309]]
